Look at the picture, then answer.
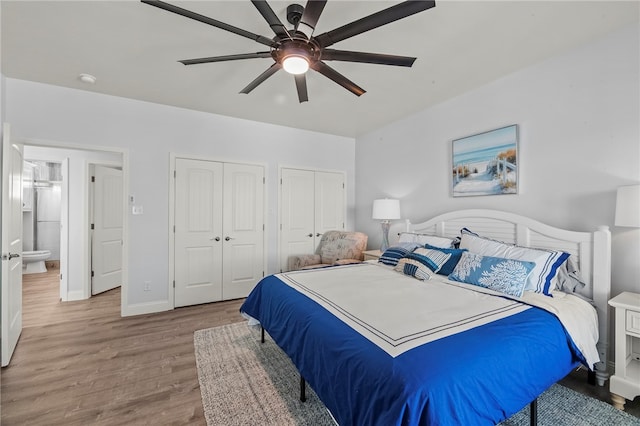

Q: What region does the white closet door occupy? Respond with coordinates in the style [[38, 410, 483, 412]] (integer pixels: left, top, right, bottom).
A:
[[222, 163, 264, 300], [174, 159, 223, 307], [314, 171, 345, 238], [280, 168, 315, 272], [92, 165, 123, 295]]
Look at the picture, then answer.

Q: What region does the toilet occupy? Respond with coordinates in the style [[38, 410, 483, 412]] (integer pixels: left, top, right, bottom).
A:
[[22, 250, 51, 274]]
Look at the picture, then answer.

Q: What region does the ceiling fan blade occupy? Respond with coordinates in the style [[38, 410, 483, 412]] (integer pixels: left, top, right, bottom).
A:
[[240, 63, 282, 94], [314, 0, 435, 48], [294, 74, 309, 103], [296, 0, 327, 39], [310, 61, 365, 97], [322, 49, 416, 67], [251, 0, 291, 40], [141, 0, 275, 47], [179, 52, 272, 65]]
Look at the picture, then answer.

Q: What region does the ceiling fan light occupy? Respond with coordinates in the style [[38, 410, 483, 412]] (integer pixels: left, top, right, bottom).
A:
[[282, 55, 309, 75]]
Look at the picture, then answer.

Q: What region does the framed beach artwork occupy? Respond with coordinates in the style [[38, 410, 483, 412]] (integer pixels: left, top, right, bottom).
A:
[[451, 124, 519, 197]]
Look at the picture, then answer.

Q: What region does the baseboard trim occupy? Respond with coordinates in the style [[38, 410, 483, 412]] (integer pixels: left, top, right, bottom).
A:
[[66, 290, 87, 301], [122, 300, 173, 317]]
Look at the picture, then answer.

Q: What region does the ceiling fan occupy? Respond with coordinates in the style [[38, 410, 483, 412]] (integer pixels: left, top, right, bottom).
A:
[[141, 0, 436, 103]]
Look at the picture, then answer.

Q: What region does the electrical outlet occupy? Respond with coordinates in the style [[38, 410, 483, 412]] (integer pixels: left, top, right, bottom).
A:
[[143, 281, 151, 291]]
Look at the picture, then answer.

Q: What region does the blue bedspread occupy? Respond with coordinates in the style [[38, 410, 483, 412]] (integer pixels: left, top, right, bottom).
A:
[[240, 274, 583, 425]]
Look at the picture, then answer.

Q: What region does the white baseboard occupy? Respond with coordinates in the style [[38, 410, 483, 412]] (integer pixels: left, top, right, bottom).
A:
[[66, 290, 88, 301], [122, 300, 173, 317]]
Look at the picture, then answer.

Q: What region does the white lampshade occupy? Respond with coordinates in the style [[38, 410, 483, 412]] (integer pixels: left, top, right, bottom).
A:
[[372, 199, 401, 220], [615, 184, 640, 227]]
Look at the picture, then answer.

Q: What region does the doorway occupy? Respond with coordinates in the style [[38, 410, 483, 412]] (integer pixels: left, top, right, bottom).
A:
[[21, 144, 126, 304]]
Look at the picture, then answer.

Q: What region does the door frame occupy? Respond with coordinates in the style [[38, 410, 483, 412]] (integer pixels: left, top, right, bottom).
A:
[[17, 137, 129, 315], [168, 153, 268, 309], [277, 165, 347, 272]]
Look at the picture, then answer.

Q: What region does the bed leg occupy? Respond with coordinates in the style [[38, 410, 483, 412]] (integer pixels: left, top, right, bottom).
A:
[[300, 375, 307, 402], [261, 326, 265, 344], [530, 399, 537, 426]]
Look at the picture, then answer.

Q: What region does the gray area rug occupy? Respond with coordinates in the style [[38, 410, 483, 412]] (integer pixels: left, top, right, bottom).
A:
[[194, 322, 640, 426]]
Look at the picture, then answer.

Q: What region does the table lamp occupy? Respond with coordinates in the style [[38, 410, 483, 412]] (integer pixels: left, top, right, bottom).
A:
[[372, 199, 401, 252]]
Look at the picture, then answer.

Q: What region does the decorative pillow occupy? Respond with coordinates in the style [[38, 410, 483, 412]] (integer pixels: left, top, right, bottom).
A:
[[459, 228, 570, 296], [555, 256, 592, 302], [394, 258, 433, 281], [424, 244, 467, 276], [448, 252, 535, 298], [411, 248, 452, 273], [397, 232, 455, 249], [378, 243, 421, 266]]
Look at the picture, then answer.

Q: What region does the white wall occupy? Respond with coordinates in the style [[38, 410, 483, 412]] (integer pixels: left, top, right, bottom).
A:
[[6, 81, 355, 313], [356, 24, 640, 298]]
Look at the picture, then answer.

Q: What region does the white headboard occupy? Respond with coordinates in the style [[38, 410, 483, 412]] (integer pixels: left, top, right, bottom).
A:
[[403, 209, 612, 369]]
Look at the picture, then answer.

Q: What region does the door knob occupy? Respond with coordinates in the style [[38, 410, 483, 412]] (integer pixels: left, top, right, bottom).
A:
[[8, 253, 20, 260], [210, 236, 220, 241], [307, 233, 313, 237], [316, 233, 323, 237], [225, 236, 235, 241]]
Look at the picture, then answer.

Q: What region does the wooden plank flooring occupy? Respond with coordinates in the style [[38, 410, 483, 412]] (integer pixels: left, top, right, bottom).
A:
[[2, 268, 244, 425], [2, 268, 638, 424]]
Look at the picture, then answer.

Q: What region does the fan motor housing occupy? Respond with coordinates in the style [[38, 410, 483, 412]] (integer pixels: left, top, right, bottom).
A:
[[286, 4, 304, 25]]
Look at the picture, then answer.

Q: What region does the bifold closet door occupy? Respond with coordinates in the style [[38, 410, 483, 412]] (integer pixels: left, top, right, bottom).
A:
[[280, 168, 345, 272], [314, 171, 345, 236], [221, 163, 264, 300], [174, 159, 224, 307], [280, 169, 315, 272]]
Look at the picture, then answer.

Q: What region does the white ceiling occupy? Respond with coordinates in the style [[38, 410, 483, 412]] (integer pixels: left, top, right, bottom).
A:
[[2, 1, 638, 138]]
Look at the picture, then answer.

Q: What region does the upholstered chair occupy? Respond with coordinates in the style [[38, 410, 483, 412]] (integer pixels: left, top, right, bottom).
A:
[[288, 231, 368, 271]]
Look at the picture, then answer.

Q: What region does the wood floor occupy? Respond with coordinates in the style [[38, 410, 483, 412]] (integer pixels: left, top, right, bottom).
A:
[[2, 268, 244, 425], [2, 268, 639, 425]]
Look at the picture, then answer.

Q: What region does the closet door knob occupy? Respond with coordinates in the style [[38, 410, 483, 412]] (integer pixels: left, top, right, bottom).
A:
[[225, 236, 235, 241], [316, 233, 322, 237], [307, 233, 313, 238], [211, 236, 220, 242]]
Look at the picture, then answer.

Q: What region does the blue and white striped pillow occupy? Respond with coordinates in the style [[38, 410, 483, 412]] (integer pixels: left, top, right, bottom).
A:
[[410, 248, 453, 274], [378, 243, 420, 266], [394, 258, 433, 281]]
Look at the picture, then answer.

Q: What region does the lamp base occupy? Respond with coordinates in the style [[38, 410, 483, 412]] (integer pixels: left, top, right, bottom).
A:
[[380, 221, 391, 252]]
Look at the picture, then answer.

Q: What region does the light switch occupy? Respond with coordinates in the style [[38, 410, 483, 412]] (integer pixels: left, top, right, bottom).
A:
[[132, 205, 144, 215]]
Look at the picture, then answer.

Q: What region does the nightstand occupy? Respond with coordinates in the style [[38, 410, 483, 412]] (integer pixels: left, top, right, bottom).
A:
[[609, 291, 640, 410], [363, 250, 382, 261]]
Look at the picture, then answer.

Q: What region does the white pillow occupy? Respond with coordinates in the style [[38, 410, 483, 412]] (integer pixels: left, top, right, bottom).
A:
[[398, 232, 454, 248], [459, 228, 570, 296]]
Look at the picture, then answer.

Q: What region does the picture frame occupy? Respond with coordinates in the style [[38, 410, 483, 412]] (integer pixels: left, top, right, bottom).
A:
[[451, 124, 519, 197]]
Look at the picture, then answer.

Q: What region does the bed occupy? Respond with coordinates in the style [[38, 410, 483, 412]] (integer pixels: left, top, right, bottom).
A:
[[240, 209, 611, 425]]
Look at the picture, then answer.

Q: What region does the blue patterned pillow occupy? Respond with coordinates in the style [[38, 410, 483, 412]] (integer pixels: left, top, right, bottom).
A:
[[378, 243, 420, 266], [448, 252, 535, 297], [424, 244, 467, 276], [410, 248, 452, 273], [459, 228, 570, 296]]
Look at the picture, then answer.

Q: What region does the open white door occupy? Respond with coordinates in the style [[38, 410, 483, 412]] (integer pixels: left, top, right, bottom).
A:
[[91, 165, 123, 295], [1, 123, 24, 367]]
